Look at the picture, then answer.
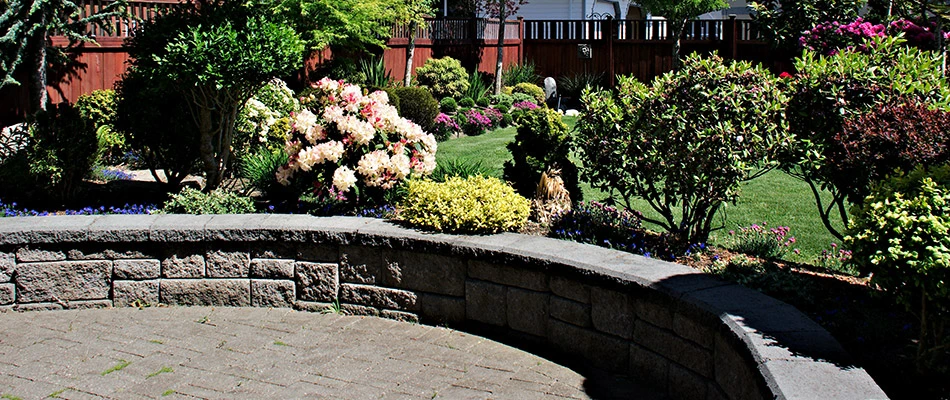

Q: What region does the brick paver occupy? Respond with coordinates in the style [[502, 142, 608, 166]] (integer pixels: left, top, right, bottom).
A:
[[0, 307, 663, 399]]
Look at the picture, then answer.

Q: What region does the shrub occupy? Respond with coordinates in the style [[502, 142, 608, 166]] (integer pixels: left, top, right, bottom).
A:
[[22, 103, 99, 201], [549, 201, 670, 257], [494, 104, 510, 114], [505, 108, 580, 201], [160, 187, 256, 214], [239, 147, 289, 198], [430, 158, 494, 182], [458, 97, 475, 108], [557, 72, 605, 100], [512, 100, 538, 110], [799, 18, 886, 56], [501, 113, 513, 127], [460, 109, 492, 136], [399, 175, 530, 233], [727, 223, 797, 259], [365, 86, 400, 112], [784, 36, 950, 239], [489, 93, 513, 108], [475, 97, 490, 108], [512, 82, 545, 105], [357, 57, 394, 88], [432, 113, 460, 142], [76, 89, 124, 165], [502, 61, 540, 86], [439, 97, 458, 113], [481, 107, 503, 128], [577, 54, 790, 246], [414, 57, 469, 100], [278, 78, 437, 207], [392, 86, 439, 133], [464, 71, 491, 103], [511, 93, 535, 104], [847, 164, 950, 371]]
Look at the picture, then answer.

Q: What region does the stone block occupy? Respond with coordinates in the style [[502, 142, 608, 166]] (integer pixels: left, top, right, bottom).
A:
[[68, 246, 154, 260], [381, 310, 419, 323], [294, 300, 334, 313], [588, 331, 630, 372], [634, 294, 674, 329], [16, 247, 65, 262], [0, 283, 13, 305], [591, 287, 634, 339], [161, 252, 205, 278], [507, 287, 548, 337], [297, 244, 338, 262], [634, 320, 676, 357], [629, 343, 671, 390], [549, 295, 591, 327], [340, 283, 418, 311], [550, 275, 590, 303], [149, 214, 210, 242], [548, 318, 591, 356], [14, 302, 63, 312], [0, 252, 14, 282], [67, 300, 112, 310], [669, 364, 708, 400], [340, 303, 379, 316], [114, 259, 160, 280], [15, 260, 111, 303], [468, 260, 548, 291], [339, 246, 384, 284], [160, 279, 250, 306], [673, 312, 714, 350], [296, 262, 338, 302], [465, 279, 506, 326], [250, 259, 294, 280], [418, 293, 466, 325], [251, 242, 296, 259], [714, 334, 760, 400], [669, 334, 714, 378], [251, 279, 295, 308], [206, 250, 250, 278], [113, 280, 160, 307], [385, 252, 465, 296]]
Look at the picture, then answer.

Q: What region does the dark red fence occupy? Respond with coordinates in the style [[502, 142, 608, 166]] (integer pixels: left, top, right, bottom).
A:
[[0, 0, 792, 126]]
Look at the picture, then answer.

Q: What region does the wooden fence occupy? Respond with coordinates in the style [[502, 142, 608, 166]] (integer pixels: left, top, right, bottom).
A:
[[0, 0, 792, 125]]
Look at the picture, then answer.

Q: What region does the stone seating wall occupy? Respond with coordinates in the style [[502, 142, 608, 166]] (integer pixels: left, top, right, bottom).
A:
[[0, 215, 888, 400]]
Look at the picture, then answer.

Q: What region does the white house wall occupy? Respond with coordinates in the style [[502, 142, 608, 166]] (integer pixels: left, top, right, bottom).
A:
[[512, 0, 749, 20]]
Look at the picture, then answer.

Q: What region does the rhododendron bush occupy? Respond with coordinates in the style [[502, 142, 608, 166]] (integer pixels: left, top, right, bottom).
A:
[[277, 78, 437, 203]]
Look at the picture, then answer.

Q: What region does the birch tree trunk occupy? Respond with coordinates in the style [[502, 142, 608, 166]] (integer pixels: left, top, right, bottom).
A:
[[405, 21, 418, 86], [494, 3, 506, 95], [30, 18, 48, 112]]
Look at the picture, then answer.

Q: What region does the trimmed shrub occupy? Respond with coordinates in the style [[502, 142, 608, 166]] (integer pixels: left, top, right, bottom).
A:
[[577, 53, 790, 246], [847, 165, 950, 371], [392, 86, 439, 133], [489, 93, 513, 108], [458, 97, 475, 108], [399, 175, 530, 233], [501, 113, 513, 127], [495, 104, 510, 114], [414, 57, 470, 100], [432, 113, 460, 142], [505, 108, 580, 201], [512, 82, 545, 105], [475, 97, 490, 108], [160, 187, 256, 214], [439, 97, 458, 113], [461, 109, 492, 136]]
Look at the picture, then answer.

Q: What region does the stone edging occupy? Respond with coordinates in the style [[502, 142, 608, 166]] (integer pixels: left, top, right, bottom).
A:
[[0, 215, 888, 400]]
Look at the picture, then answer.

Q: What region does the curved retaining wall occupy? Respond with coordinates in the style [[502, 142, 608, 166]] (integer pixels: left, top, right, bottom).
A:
[[0, 215, 887, 400]]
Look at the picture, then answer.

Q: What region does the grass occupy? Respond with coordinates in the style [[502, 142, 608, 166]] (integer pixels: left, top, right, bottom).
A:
[[101, 360, 131, 376], [146, 367, 173, 379], [436, 115, 844, 269], [162, 389, 175, 396]]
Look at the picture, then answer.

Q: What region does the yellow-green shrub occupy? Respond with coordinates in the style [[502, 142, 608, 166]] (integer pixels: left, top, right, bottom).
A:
[[399, 176, 530, 233]]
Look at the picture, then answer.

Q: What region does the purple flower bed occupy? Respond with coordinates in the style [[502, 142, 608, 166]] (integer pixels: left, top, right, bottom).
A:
[[0, 200, 157, 217], [512, 101, 539, 110]]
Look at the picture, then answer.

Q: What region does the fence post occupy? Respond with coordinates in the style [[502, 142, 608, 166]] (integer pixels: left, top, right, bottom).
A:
[[518, 16, 524, 65], [725, 14, 738, 60], [607, 15, 615, 87]]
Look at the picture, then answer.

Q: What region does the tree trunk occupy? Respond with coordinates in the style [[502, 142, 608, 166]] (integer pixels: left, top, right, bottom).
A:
[[671, 19, 686, 70], [494, 3, 506, 95], [29, 20, 48, 112], [405, 21, 418, 87], [198, 106, 219, 191]]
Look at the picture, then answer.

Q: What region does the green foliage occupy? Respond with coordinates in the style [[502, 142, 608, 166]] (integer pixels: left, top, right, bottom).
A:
[[475, 97, 490, 107], [783, 36, 950, 239], [239, 148, 289, 197], [458, 97, 475, 108], [511, 82, 545, 105], [463, 71, 491, 102], [557, 72, 605, 99], [414, 57, 470, 100], [76, 89, 125, 165], [392, 86, 439, 133], [750, 0, 864, 50], [576, 53, 790, 246], [439, 97, 458, 113], [847, 165, 950, 371], [399, 176, 530, 233], [160, 187, 256, 214], [637, 0, 727, 64], [430, 158, 494, 182], [502, 61, 540, 86], [510, 92, 534, 104], [726, 223, 796, 259], [127, 1, 304, 190], [495, 104, 510, 114], [253, 78, 300, 117], [489, 93, 513, 108], [357, 57, 395, 87], [22, 103, 98, 201], [275, 0, 403, 52], [504, 108, 580, 201], [235, 79, 300, 155]]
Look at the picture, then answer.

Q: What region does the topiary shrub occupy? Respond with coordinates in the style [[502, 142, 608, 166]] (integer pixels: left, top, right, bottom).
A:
[[577, 53, 790, 246], [458, 97, 475, 108], [160, 187, 256, 214], [392, 86, 439, 133], [512, 82, 545, 105], [847, 164, 950, 372], [501, 113, 513, 127], [439, 97, 458, 113], [399, 175, 530, 233], [414, 57, 470, 100], [504, 108, 580, 201]]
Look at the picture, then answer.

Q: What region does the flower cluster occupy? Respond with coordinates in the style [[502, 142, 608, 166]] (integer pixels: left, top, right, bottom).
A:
[[461, 109, 493, 136], [549, 201, 674, 260], [512, 101, 539, 110], [816, 242, 853, 271], [1, 200, 156, 217], [237, 98, 281, 144], [727, 222, 797, 259], [432, 113, 461, 141], [277, 78, 437, 197], [800, 18, 886, 55], [480, 107, 504, 127], [888, 19, 950, 48]]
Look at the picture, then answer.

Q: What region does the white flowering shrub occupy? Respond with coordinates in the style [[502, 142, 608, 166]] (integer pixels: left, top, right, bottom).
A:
[[235, 79, 300, 153], [277, 78, 438, 202]]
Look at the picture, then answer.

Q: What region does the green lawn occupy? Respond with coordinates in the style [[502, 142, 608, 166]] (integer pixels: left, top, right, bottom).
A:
[[435, 115, 842, 267]]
